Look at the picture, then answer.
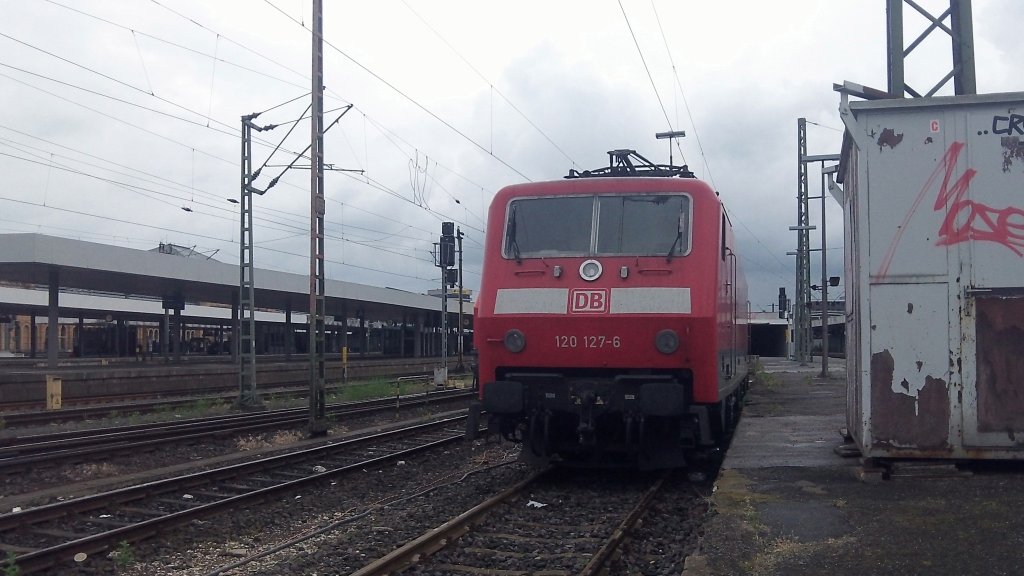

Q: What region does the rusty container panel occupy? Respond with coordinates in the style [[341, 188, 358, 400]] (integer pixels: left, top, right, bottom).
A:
[[842, 91, 1024, 459], [975, 298, 1024, 431], [866, 284, 952, 453], [962, 295, 1024, 448]]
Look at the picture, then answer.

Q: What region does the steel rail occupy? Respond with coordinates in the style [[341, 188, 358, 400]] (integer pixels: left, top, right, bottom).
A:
[[348, 469, 548, 576], [0, 368, 448, 426], [577, 473, 668, 575], [0, 416, 468, 574], [351, 471, 668, 576], [0, 388, 471, 455]]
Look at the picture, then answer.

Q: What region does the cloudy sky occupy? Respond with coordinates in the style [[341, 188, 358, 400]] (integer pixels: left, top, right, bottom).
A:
[[1, 0, 1021, 311]]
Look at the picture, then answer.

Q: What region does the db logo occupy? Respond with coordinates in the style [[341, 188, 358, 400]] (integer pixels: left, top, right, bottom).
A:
[[570, 289, 608, 314]]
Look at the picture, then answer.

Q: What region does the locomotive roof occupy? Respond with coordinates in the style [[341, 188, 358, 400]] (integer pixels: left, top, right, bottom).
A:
[[494, 174, 717, 201]]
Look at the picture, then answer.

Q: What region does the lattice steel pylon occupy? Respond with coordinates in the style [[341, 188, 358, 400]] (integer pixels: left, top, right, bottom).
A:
[[886, 0, 976, 97], [793, 118, 812, 365], [237, 114, 264, 410], [308, 0, 328, 436]]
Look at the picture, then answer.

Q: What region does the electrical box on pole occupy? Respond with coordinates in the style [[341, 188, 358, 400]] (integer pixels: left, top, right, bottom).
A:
[[440, 237, 456, 269]]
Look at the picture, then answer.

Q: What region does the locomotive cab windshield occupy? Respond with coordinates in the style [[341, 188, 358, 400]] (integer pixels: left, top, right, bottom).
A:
[[503, 194, 691, 259]]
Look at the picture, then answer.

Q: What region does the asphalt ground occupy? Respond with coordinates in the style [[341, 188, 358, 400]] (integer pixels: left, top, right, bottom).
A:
[[686, 357, 1024, 576]]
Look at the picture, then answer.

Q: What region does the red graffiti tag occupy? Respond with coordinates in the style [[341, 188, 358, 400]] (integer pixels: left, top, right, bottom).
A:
[[877, 142, 1024, 278], [932, 143, 1024, 255], [876, 142, 1024, 278]]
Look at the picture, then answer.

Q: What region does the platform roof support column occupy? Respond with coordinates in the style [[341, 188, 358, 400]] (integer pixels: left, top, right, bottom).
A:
[[339, 302, 349, 352], [358, 313, 366, 357], [400, 313, 407, 358], [285, 305, 293, 360], [412, 314, 422, 358], [30, 316, 37, 359], [114, 317, 122, 358], [173, 308, 182, 362], [161, 310, 169, 358], [47, 267, 59, 370], [231, 292, 239, 363]]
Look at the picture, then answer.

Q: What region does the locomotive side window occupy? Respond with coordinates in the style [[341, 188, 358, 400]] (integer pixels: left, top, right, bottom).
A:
[[504, 194, 691, 259], [720, 213, 727, 261]]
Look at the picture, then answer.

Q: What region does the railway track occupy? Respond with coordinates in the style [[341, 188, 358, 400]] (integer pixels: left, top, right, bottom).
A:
[[0, 371, 466, 426], [0, 416, 471, 574], [0, 389, 474, 469], [352, 468, 670, 575]]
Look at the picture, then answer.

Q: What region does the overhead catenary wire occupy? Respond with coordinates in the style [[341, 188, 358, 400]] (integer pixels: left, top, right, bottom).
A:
[[261, 0, 535, 183], [649, 0, 708, 185], [0, 135, 469, 274], [0, 147, 454, 272], [46, 0, 494, 237], [7, 2, 511, 287], [40, 1, 495, 228], [616, 0, 686, 166], [1, 56, 470, 255], [642, 1, 791, 281], [398, 0, 578, 170], [0, 123, 476, 260]]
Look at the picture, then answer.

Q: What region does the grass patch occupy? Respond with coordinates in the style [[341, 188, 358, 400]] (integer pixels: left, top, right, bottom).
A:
[[751, 360, 779, 389], [327, 377, 433, 403]]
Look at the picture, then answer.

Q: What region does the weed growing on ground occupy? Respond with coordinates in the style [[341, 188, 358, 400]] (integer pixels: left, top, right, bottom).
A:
[[3, 551, 19, 576], [111, 540, 134, 569], [191, 397, 212, 413], [269, 430, 303, 445], [751, 359, 781, 389]]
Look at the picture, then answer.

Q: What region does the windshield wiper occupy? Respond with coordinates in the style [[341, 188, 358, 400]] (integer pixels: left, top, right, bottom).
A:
[[508, 206, 522, 263], [666, 212, 684, 262]]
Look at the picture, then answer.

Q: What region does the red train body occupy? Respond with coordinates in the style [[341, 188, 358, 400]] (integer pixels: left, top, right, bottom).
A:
[[473, 151, 749, 469]]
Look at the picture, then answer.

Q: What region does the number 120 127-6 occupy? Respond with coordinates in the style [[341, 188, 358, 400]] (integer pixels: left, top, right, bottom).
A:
[[555, 335, 621, 348]]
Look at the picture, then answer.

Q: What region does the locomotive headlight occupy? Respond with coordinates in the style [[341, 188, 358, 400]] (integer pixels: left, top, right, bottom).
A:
[[504, 329, 526, 353], [655, 329, 679, 354], [579, 259, 603, 281]]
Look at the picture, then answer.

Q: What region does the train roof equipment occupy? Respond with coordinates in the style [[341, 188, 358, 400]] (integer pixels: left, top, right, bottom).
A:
[[565, 149, 695, 179]]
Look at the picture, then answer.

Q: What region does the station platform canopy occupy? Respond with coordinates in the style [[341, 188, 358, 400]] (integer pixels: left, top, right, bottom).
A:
[[0, 233, 465, 324]]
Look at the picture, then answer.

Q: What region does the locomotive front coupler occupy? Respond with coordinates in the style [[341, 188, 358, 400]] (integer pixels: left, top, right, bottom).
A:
[[576, 389, 599, 446]]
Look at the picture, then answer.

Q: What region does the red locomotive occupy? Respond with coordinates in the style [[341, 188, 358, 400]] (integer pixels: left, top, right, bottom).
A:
[[473, 149, 749, 469]]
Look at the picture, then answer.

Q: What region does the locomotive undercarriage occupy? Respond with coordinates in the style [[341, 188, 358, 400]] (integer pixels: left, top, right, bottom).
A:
[[483, 369, 740, 470]]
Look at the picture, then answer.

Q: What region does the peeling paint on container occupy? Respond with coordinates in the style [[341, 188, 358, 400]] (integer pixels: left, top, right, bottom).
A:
[[841, 91, 1024, 460]]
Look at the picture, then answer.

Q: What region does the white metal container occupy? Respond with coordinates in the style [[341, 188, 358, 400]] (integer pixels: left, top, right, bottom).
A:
[[839, 91, 1024, 459]]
